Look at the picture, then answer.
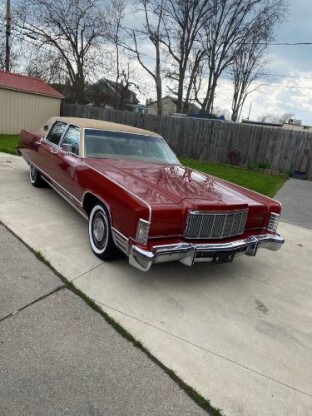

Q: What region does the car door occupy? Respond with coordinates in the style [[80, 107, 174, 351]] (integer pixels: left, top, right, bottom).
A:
[[53, 125, 81, 202], [39, 121, 68, 179]]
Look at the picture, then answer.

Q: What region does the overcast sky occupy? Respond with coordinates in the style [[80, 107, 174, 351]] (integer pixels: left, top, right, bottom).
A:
[[216, 0, 312, 124], [3, 0, 311, 124], [127, 0, 312, 124]]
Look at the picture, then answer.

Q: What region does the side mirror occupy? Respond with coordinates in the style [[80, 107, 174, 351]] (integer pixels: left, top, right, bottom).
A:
[[62, 143, 73, 153], [43, 125, 49, 132]]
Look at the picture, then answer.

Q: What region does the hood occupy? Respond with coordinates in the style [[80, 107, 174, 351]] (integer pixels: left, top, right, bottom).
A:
[[85, 159, 269, 210]]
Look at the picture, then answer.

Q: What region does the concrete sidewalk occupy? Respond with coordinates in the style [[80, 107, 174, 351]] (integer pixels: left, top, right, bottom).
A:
[[0, 224, 208, 416], [1, 152, 312, 416]]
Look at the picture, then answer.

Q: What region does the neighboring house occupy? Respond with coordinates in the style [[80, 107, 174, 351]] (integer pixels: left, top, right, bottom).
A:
[[125, 103, 148, 114], [0, 71, 64, 134], [147, 95, 200, 116], [85, 78, 146, 112]]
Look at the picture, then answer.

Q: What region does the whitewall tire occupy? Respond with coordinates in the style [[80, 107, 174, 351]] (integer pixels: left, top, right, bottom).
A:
[[29, 164, 45, 187], [88, 204, 118, 260]]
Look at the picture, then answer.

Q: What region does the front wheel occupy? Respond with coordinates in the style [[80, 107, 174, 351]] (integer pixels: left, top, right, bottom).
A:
[[88, 204, 119, 260], [30, 164, 45, 187]]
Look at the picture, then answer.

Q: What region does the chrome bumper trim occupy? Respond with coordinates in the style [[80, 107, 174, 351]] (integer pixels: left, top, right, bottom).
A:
[[129, 233, 285, 272]]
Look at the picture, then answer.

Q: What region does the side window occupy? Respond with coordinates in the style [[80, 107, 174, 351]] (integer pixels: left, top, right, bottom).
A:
[[61, 125, 80, 155], [46, 122, 67, 145]]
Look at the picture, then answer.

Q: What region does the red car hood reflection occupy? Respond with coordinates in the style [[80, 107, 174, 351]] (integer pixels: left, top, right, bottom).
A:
[[85, 159, 263, 208]]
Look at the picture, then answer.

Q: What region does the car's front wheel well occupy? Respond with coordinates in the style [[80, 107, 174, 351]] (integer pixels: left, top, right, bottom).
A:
[[83, 193, 109, 218], [84, 194, 121, 260]]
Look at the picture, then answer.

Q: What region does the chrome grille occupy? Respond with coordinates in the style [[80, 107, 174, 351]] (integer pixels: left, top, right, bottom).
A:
[[184, 210, 248, 239]]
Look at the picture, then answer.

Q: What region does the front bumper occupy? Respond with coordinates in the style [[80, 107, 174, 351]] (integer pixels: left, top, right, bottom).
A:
[[129, 233, 284, 272]]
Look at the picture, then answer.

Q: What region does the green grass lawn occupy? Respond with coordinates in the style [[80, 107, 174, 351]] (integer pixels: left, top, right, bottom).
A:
[[0, 134, 19, 155], [0, 135, 287, 198], [180, 157, 287, 198]]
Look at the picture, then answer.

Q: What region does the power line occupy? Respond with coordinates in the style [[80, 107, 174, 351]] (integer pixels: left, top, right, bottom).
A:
[[256, 83, 312, 90], [218, 81, 312, 92], [267, 42, 312, 46], [3, 6, 312, 48], [12, 28, 312, 91], [260, 73, 312, 80]]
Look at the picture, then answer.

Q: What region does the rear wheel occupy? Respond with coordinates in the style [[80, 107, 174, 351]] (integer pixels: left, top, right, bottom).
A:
[[29, 164, 45, 187], [88, 204, 119, 260]]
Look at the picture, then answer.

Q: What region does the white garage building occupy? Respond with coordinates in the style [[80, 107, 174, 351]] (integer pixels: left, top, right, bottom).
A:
[[0, 70, 64, 134]]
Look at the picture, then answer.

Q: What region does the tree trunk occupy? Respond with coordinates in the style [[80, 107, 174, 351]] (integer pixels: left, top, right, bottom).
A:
[[176, 76, 184, 113], [155, 40, 162, 115], [73, 65, 85, 104]]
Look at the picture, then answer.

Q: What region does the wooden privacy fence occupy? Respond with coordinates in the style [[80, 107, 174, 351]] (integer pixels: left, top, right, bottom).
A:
[[61, 103, 312, 180]]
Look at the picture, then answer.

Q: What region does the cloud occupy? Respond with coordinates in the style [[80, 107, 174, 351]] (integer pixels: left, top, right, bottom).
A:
[[239, 74, 312, 124], [125, 0, 312, 124], [217, 0, 312, 124]]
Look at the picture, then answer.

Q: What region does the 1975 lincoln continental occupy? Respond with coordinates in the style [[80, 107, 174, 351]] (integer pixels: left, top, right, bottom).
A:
[[17, 117, 284, 271]]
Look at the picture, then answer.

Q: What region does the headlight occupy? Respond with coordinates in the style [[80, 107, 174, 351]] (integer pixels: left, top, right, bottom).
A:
[[267, 213, 280, 233], [135, 219, 150, 245]]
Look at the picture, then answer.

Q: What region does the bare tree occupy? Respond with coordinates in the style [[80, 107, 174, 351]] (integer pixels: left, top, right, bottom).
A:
[[182, 48, 206, 111], [230, 41, 268, 121], [22, 43, 65, 82], [16, 0, 109, 103], [230, 1, 286, 121], [160, 0, 212, 113], [106, 0, 128, 109], [0, 39, 6, 70], [126, 0, 165, 115], [0, 1, 19, 71], [0, 2, 7, 69], [258, 112, 295, 124], [196, 0, 286, 113]]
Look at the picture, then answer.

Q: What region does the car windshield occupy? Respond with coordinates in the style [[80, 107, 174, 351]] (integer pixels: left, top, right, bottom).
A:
[[84, 129, 180, 164]]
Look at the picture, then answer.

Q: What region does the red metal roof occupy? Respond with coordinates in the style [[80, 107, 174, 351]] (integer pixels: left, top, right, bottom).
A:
[[0, 70, 64, 99]]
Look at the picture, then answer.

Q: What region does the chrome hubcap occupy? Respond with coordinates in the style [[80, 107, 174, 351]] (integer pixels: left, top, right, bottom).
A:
[[93, 216, 105, 244]]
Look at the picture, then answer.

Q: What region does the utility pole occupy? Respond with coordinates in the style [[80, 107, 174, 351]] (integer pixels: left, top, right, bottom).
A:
[[5, 0, 11, 71]]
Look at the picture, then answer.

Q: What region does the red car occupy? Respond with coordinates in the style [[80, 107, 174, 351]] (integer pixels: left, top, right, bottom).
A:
[[17, 117, 284, 271]]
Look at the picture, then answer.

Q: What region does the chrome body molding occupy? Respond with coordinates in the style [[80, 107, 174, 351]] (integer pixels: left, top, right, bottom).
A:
[[20, 152, 146, 243], [42, 176, 88, 220], [111, 228, 129, 255], [19, 152, 87, 220], [129, 233, 285, 272]]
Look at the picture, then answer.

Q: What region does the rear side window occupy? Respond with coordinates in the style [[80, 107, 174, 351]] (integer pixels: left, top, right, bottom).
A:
[[46, 121, 67, 145], [61, 125, 80, 155]]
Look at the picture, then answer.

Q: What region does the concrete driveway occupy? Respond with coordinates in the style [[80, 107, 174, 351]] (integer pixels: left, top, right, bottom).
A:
[[1, 152, 311, 416]]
